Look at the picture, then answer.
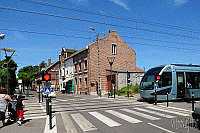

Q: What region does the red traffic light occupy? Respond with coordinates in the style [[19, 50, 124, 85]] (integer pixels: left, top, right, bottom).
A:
[[44, 74, 50, 80], [156, 75, 160, 80], [42, 74, 51, 81]]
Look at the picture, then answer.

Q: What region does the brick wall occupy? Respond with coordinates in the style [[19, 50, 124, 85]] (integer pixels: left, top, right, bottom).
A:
[[88, 30, 136, 94]]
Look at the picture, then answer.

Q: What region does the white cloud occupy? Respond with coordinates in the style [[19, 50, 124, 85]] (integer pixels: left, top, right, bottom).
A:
[[110, 0, 130, 10], [174, 0, 188, 6]]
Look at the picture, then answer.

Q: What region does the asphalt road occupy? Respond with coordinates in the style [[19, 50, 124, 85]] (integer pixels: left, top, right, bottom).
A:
[[0, 90, 200, 133]]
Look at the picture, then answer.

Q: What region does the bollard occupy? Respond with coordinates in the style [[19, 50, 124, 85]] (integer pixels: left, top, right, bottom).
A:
[[49, 96, 52, 130], [192, 92, 194, 111], [167, 92, 168, 107], [155, 90, 157, 105], [42, 94, 43, 102], [46, 96, 49, 115]]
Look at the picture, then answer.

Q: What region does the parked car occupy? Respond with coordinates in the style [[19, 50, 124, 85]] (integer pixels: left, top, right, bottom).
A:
[[43, 91, 56, 98], [192, 107, 200, 121]]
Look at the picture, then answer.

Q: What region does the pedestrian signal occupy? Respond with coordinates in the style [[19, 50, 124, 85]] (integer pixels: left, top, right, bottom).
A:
[[42, 74, 51, 81]]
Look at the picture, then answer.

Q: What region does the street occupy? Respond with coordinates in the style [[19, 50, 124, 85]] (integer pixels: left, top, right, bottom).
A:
[[0, 90, 200, 133]]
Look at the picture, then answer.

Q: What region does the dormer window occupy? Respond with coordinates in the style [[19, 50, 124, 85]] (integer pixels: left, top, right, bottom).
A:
[[112, 44, 116, 55]]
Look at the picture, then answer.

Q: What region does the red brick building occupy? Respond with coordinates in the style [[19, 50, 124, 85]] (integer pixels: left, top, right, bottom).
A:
[[71, 30, 145, 95]]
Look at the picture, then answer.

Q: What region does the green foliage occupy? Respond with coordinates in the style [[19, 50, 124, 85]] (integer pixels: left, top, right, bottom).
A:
[[0, 59, 18, 95], [17, 65, 39, 86], [116, 83, 140, 96]]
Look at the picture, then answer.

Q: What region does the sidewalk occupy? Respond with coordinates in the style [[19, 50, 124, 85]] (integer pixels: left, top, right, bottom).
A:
[[0, 92, 46, 133]]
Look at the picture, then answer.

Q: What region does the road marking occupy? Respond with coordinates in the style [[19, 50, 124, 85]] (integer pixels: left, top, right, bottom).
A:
[[158, 105, 192, 113], [44, 116, 57, 133], [121, 108, 160, 120], [25, 115, 47, 120], [71, 113, 97, 132], [134, 107, 175, 118], [89, 111, 121, 127], [61, 112, 78, 133], [105, 110, 142, 124], [146, 106, 189, 116], [148, 123, 174, 133]]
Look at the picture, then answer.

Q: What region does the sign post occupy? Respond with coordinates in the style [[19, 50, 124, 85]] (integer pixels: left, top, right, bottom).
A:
[[154, 84, 158, 105]]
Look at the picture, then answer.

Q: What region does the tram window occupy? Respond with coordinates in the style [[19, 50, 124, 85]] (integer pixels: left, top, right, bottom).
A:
[[186, 73, 198, 89], [158, 72, 172, 88]]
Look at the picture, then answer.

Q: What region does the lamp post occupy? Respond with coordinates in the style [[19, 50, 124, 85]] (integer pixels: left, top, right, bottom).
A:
[[90, 27, 101, 97], [0, 34, 5, 90], [107, 56, 115, 98], [1, 48, 15, 95]]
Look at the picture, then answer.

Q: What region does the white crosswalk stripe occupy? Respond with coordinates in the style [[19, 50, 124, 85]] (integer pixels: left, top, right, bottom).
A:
[[24, 102, 46, 120], [71, 113, 97, 132], [105, 110, 142, 124], [120, 108, 160, 120], [89, 111, 121, 127], [134, 107, 175, 118], [146, 106, 189, 116]]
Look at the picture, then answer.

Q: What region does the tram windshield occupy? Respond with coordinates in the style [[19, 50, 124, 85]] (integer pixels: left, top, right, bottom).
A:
[[140, 66, 164, 90]]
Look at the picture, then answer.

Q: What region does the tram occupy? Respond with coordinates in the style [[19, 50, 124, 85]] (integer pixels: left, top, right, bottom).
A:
[[139, 64, 200, 101]]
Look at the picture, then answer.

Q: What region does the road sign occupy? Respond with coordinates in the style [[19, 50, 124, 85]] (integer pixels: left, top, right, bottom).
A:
[[155, 85, 158, 91], [44, 87, 51, 94]]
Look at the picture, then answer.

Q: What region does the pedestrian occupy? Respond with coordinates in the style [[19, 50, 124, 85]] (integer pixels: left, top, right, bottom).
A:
[[16, 95, 25, 126], [0, 89, 16, 126]]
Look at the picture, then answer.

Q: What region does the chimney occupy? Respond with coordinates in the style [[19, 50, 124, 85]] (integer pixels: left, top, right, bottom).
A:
[[45, 63, 47, 68], [109, 30, 118, 35], [48, 59, 51, 66]]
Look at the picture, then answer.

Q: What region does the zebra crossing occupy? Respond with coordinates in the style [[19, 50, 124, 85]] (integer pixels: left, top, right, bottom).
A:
[[24, 95, 195, 133], [23, 98, 46, 120], [59, 104, 193, 132]]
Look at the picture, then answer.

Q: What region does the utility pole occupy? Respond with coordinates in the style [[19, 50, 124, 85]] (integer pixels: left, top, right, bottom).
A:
[[97, 34, 101, 97]]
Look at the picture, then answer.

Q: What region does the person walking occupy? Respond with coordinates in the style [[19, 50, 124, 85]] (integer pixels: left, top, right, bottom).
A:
[[16, 95, 25, 126], [0, 89, 16, 126]]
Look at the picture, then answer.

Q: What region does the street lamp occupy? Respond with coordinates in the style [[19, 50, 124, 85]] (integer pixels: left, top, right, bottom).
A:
[[1, 48, 15, 95], [0, 34, 5, 90], [107, 56, 115, 98]]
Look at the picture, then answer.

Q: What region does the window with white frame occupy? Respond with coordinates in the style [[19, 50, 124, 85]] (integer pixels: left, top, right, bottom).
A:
[[112, 44, 116, 55]]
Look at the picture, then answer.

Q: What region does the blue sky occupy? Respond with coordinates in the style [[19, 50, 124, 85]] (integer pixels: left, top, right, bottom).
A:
[[0, 0, 200, 73]]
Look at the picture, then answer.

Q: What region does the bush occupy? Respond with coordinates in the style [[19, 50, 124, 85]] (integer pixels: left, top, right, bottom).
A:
[[116, 84, 140, 96]]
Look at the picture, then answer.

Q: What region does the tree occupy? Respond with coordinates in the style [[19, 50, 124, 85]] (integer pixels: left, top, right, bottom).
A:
[[0, 58, 18, 95], [17, 65, 39, 86]]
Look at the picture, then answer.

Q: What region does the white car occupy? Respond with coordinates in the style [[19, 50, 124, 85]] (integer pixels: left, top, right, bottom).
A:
[[43, 91, 56, 98]]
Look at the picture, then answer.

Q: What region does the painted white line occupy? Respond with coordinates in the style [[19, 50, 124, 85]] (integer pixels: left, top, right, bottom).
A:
[[44, 116, 57, 133], [158, 105, 192, 113], [89, 111, 121, 127], [61, 112, 78, 133], [105, 110, 142, 124], [39, 103, 46, 113], [25, 115, 47, 120], [134, 107, 175, 118], [121, 109, 160, 120], [71, 113, 97, 132], [146, 106, 189, 116], [148, 123, 174, 133]]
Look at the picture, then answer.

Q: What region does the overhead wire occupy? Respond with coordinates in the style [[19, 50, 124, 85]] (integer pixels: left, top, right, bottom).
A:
[[1, 28, 200, 52], [2, 19, 200, 48], [1, 6, 200, 40], [19, 0, 200, 33]]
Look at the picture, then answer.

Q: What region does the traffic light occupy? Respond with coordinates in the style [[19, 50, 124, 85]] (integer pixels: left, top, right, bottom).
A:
[[42, 73, 51, 81]]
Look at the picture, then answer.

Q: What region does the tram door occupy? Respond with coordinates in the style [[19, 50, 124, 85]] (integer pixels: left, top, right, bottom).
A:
[[177, 72, 185, 98]]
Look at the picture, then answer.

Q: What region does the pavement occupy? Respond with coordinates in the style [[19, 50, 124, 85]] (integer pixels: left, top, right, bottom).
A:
[[0, 90, 199, 133]]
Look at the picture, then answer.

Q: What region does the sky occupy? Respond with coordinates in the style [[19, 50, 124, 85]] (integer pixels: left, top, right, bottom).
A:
[[0, 0, 200, 74]]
